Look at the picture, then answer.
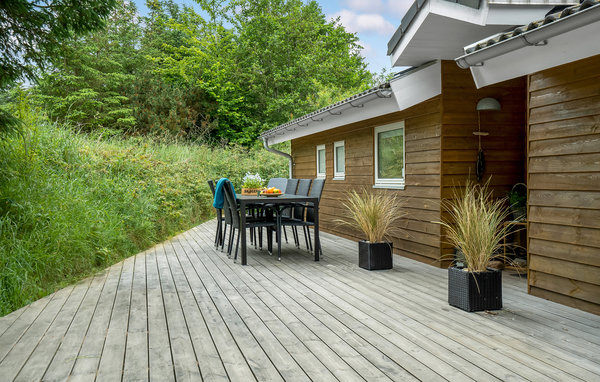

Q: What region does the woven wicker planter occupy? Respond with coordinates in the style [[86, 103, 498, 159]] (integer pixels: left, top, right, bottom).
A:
[[448, 266, 502, 312], [241, 188, 262, 196], [358, 241, 393, 270]]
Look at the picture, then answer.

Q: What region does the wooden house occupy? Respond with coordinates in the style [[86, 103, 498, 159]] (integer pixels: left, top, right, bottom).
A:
[[259, 0, 599, 314], [455, 0, 600, 313]]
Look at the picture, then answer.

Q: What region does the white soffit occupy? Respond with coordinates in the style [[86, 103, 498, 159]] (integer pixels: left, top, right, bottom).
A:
[[391, 61, 441, 110], [389, 0, 559, 67], [469, 18, 600, 88]]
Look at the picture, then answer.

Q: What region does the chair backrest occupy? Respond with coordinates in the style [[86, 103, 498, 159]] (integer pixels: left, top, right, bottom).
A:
[[285, 178, 299, 195], [309, 179, 325, 199], [208, 180, 216, 197], [305, 179, 325, 223], [267, 177, 288, 191], [296, 179, 312, 196], [292, 179, 312, 219], [222, 180, 239, 226]]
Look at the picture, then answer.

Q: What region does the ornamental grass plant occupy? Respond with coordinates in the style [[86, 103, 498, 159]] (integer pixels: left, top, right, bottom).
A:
[[440, 181, 512, 273], [339, 189, 406, 243]]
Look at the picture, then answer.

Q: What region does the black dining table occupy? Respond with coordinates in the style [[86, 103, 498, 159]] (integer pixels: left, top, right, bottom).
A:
[[236, 194, 320, 265]]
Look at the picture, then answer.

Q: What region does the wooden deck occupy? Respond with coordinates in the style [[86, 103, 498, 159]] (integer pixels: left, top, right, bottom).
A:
[[1, 220, 599, 381]]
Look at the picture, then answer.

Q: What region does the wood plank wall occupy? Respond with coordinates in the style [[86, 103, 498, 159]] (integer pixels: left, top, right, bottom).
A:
[[291, 97, 443, 266], [527, 55, 600, 315], [440, 61, 527, 265]]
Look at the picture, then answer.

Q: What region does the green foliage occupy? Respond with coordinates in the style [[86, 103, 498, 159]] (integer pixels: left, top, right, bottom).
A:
[[145, 0, 373, 143], [29, 0, 373, 144], [34, 1, 141, 132], [0, 0, 117, 135], [0, 0, 117, 88], [0, 107, 287, 316]]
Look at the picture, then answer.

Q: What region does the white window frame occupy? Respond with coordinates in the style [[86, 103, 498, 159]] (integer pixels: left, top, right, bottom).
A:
[[316, 144, 326, 178], [333, 140, 345, 180], [374, 121, 405, 189]]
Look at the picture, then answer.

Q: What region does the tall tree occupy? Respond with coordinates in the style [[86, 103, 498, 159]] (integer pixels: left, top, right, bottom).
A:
[[151, 0, 372, 144], [0, 0, 117, 135], [230, 0, 371, 129], [0, 0, 117, 88], [34, 1, 141, 131]]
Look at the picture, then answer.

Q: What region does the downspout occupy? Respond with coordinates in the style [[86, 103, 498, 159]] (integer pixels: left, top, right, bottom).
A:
[[262, 137, 293, 178]]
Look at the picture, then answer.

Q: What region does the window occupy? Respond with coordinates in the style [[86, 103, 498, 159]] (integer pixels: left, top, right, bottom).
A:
[[316, 144, 326, 178], [333, 141, 345, 180], [374, 121, 405, 189]]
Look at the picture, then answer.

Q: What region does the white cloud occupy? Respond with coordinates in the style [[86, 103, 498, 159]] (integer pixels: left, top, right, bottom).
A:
[[387, 0, 413, 18], [344, 0, 413, 18], [331, 9, 396, 35], [359, 42, 377, 58], [344, 0, 385, 13]]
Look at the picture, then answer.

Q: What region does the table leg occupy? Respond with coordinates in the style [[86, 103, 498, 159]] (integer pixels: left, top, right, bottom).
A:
[[277, 207, 282, 261], [314, 200, 320, 261], [240, 200, 247, 265]]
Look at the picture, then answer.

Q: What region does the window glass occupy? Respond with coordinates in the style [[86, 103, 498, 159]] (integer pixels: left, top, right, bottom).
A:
[[377, 127, 404, 179], [317, 145, 326, 177], [318, 149, 325, 173], [335, 144, 345, 173]]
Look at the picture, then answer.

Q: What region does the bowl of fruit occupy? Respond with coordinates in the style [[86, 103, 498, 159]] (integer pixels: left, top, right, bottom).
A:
[[260, 187, 283, 197]]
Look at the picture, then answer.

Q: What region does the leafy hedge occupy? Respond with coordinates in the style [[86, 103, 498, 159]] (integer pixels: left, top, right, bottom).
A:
[[0, 113, 287, 316]]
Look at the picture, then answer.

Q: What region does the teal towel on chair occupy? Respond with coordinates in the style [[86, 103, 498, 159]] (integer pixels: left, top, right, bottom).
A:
[[213, 178, 235, 208]]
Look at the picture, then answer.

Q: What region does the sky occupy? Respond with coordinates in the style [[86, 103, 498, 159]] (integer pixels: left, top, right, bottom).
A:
[[133, 0, 414, 74]]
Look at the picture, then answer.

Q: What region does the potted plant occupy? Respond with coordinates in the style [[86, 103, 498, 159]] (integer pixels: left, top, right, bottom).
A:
[[241, 172, 264, 195], [508, 183, 527, 221], [440, 181, 512, 312], [338, 189, 406, 270]]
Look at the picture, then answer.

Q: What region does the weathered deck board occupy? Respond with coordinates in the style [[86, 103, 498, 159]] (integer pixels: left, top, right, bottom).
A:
[[1, 219, 599, 382]]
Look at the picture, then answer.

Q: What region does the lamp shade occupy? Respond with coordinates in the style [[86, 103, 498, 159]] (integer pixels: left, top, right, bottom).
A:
[[476, 97, 501, 111]]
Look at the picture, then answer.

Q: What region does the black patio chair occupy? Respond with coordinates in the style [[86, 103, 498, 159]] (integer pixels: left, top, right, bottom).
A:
[[267, 177, 288, 191], [282, 178, 325, 253], [285, 178, 299, 195], [222, 180, 276, 260], [207, 180, 223, 248]]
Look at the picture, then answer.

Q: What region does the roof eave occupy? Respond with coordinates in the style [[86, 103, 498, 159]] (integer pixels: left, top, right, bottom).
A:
[[456, 2, 600, 68]]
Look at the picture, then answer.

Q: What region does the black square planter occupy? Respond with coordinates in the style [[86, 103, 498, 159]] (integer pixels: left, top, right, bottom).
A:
[[359, 241, 393, 270], [448, 266, 502, 312]]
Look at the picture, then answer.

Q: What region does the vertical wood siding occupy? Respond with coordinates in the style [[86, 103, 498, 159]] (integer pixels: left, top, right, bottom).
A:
[[527, 55, 600, 315], [440, 61, 528, 265], [291, 97, 444, 266]]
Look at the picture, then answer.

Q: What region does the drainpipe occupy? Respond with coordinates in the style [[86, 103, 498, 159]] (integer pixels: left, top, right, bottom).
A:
[[262, 137, 293, 178]]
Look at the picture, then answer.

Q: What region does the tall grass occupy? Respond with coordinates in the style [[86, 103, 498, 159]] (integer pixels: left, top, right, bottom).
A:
[[439, 181, 512, 272], [0, 109, 286, 316]]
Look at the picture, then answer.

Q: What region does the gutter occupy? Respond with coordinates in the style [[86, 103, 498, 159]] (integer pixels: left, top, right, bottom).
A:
[[259, 84, 392, 142], [262, 137, 293, 178], [455, 3, 600, 68]]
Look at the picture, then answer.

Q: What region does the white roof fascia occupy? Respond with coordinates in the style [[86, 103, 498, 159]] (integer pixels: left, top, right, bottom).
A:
[[388, 1, 563, 67], [263, 63, 442, 145], [391, 60, 441, 111], [264, 94, 399, 145], [458, 8, 600, 88], [390, 0, 488, 67]]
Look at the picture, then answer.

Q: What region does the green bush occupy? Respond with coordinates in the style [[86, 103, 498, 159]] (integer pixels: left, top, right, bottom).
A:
[[0, 111, 286, 316]]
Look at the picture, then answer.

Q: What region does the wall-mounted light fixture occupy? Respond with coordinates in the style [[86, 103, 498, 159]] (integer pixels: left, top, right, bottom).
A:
[[474, 97, 501, 181], [476, 97, 501, 111]]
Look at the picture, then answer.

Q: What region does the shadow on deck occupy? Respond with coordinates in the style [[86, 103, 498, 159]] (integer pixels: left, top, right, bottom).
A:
[[0, 220, 599, 381]]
